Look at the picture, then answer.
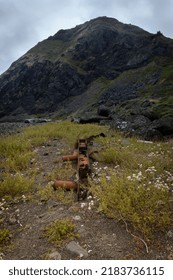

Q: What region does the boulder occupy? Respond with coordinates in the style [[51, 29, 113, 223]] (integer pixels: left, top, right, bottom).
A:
[[152, 117, 173, 136], [97, 105, 111, 117]]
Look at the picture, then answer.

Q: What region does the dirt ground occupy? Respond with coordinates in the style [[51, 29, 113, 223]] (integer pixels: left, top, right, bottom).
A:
[[1, 136, 173, 260]]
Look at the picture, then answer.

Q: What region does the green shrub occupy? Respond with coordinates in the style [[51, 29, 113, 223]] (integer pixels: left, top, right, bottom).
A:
[[90, 171, 171, 239], [43, 219, 77, 246], [38, 182, 74, 205]]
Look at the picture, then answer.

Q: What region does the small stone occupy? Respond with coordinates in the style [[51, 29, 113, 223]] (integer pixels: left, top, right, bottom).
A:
[[66, 241, 88, 258], [9, 217, 17, 225], [47, 199, 58, 208], [121, 139, 130, 146], [166, 230, 173, 239], [30, 158, 36, 164], [48, 251, 61, 260], [78, 227, 88, 238], [73, 215, 81, 221]]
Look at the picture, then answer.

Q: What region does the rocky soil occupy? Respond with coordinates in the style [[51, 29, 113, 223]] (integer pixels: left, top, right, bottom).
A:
[[0, 123, 173, 260], [0, 122, 32, 136]]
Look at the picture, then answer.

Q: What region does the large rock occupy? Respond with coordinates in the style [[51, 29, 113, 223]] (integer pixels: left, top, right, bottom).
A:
[[152, 117, 173, 136], [111, 115, 163, 140], [98, 105, 111, 117]]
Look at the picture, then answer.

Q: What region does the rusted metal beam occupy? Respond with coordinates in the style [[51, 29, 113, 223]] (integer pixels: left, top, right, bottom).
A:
[[53, 180, 78, 190], [62, 154, 78, 161]]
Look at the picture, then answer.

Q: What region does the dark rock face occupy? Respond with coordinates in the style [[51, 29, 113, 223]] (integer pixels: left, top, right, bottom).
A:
[[0, 16, 173, 138], [0, 60, 86, 116]]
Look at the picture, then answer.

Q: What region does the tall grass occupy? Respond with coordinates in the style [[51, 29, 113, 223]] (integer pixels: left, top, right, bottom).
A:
[[22, 121, 108, 147]]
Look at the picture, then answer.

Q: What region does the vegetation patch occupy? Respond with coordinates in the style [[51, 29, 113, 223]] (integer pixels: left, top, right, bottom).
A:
[[0, 228, 10, 247], [90, 134, 173, 239], [38, 183, 74, 205], [0, 172, 34, 199], [90, 171, 171, 239], [42, 219, 77, 247]]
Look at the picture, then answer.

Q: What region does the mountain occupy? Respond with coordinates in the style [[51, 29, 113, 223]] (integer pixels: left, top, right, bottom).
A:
[[0, 16, 173, 138]]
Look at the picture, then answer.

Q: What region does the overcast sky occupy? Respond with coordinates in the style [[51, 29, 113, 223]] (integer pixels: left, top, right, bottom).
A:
[[0, 0, 173, 74]]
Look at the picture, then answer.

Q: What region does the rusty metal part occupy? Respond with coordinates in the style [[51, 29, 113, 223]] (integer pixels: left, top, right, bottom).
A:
[[62, 154, 78, 161], [77, 138, 91, 179], [52, 180, 78, 190], [62, 149, 78, 161]]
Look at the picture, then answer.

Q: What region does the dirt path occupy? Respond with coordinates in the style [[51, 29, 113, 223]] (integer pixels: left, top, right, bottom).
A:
[[1, 137, 172, 260]]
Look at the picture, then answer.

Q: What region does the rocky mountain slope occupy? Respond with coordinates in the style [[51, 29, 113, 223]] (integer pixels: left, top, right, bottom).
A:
[[0, 16, 173, 138]]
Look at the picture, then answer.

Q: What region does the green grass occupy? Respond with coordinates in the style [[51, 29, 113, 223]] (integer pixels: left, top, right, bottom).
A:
[[0, 172, 34, 199], [0, 135, 33, 172], [22, 121, 108, 147]]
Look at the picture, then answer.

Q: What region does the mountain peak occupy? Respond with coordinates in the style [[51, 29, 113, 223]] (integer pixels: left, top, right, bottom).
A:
[[51, 16, 150, 42]]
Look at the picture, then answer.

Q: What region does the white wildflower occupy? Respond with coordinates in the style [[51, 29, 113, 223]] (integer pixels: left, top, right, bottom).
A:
[[80, 203, 86, 208], [146, 166, 157, 173], [88, 205, 91, 210], [90, 200, 94, 206]]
